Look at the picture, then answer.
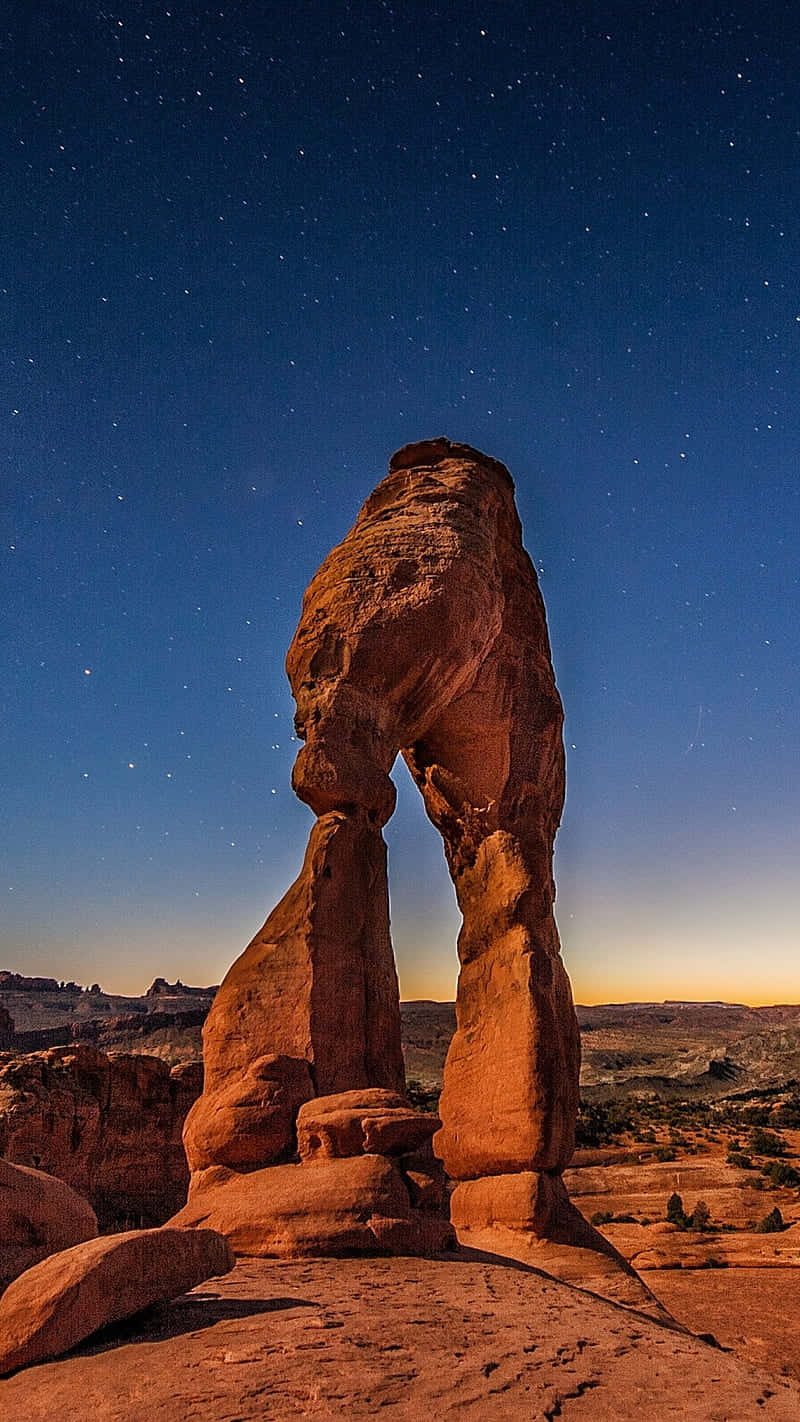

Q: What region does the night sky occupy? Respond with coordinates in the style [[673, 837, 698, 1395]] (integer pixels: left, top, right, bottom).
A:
[[3, 2, 798, 1003]]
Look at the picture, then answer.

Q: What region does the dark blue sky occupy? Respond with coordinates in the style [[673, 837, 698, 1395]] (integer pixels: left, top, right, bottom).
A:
[[2, 1, 798, 1001]]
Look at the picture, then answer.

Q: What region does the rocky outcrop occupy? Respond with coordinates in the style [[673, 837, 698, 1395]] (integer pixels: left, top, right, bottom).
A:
[[0, 1159, 98, 1289], [174, 1086, 451, 1256], [0, 1227, 233, 1376], [0, 1046, 202, 1229]]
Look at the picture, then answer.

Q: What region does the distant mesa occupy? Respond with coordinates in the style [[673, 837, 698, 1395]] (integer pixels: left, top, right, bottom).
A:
[[145, 976, 219, 998]]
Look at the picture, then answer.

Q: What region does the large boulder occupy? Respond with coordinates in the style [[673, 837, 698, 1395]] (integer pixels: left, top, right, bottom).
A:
[[0, 1227, 233, 1376], [0, 1045, 202, 1228], [0, 1159, 98, 1289], [183, 1054, 313, 1172], [170, 1154, 453, 1258]]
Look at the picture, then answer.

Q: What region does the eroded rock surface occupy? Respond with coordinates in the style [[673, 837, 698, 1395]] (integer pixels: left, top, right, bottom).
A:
[[1, 1257, 798, 1420], [0, 1045, 202, 1228], [0, 1159, 98, 1289], [0, 1227, 233, 1377]]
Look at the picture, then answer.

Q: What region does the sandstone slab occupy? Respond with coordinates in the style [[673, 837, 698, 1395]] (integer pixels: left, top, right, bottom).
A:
[[0, 1158, 98, 1288], [0, 1226, 233, 1376], [170, 1154, 453, 1257], [182, 1053, 313, 1172]]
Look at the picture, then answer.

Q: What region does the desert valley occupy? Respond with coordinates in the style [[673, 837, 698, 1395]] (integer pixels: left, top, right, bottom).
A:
[[3, 976, 800, 1412]]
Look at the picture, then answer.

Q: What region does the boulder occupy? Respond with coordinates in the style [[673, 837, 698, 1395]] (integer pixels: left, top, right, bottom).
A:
[[296, 1089, 440, 1161], [170, 1154, 453, 1257], [0, 1159, 98, 1289], [183, 1054, 313, 1172], [0, 1227, 233, 1376]]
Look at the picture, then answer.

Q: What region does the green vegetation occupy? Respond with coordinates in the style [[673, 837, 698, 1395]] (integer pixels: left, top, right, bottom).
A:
[[691, 1199, 711, 1231], [760, 1160, 800, 1188], [666, 1192, 689, 1229], [750, 1127, 788, 1157], [405, 1080, 440, 1113], [755, 1206, 785, 1234]]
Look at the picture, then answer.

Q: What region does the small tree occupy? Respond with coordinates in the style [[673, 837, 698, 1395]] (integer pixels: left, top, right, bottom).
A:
[[691, 1199, 711, 1231], [666, 1192, 688, 1228], [756, 1206, 784, 1234]]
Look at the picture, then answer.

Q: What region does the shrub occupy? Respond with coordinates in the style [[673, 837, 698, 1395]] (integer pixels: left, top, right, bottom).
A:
[[755, 1207, 784, 1234], [761, 1160, 800, 1188], [666, 1192, 688, 1228], [575, 1099, 635, 1147], [691, 1199, 711, 1231], [750, 1128, 788, 1157], [727, 1151, 754, 1169], [590, 1210, 614, 1226], [654, 1146, 677, 1162]]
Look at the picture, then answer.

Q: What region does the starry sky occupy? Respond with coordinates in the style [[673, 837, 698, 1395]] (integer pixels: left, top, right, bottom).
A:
[[2, 2, 798, 1004]]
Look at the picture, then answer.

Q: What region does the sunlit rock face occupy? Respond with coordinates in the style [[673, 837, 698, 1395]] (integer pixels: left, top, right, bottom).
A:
[[183, 438, 580, 1256]]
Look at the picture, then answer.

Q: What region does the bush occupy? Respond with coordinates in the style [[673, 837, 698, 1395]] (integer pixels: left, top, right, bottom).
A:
[[750, 1128, 788, 1158], [755, 1207, 784, 1234], [405, 1080, 440, 1113], [727, 1151, 754, 1169], [691, 1199, 711, 1231], [774, 1094, 800, 1128], [575, 1099, 634, 1147], [590, 1211, 614, 1226], [666, 1192, 689, 1228], [761, 1160, 800, 1188], [654, 1145, 677, 1162]]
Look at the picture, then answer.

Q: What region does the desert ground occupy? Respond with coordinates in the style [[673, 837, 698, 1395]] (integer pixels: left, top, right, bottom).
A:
[[3, 981, 800, 1412]]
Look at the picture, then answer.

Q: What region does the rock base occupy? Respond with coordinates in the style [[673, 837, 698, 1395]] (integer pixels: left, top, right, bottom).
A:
[[171, 1153, 454, 1258], [451, 1170, 677, 1323]]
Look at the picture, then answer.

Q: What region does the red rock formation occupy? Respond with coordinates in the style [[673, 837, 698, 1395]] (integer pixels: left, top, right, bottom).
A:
[[0, 1227, 233, 1376], [0, 1159, 98, 1289], [0, 1045, 202, 1229], [181, 439, 594, 1268]]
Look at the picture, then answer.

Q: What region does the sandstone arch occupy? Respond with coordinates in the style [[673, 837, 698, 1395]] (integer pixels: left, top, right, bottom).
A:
[[180, 439, 613, 1272]]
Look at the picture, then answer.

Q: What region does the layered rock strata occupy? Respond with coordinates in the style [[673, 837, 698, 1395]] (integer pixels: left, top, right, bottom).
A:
[[0, 1045, 202, 1228], [182, 439, 587, 1260], [0, 1159, 98, 1289]]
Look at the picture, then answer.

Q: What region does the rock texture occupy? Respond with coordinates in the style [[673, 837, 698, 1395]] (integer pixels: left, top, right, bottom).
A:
[[0, 1159, 98, 1289], [0, 1045, 202, 1228], [1, 1256, 798, 1420], [182, 438, 581, 1263], [171, 1152, 452, 1258], [0, 1227, 234, 1377]]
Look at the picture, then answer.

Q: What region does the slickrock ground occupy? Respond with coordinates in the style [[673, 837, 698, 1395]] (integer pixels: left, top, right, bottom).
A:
[[1, 1255, 798, 1419]]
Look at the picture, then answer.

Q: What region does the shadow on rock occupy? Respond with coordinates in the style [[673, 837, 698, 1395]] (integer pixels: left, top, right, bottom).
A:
[[76, 1292, 320, 1354]]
